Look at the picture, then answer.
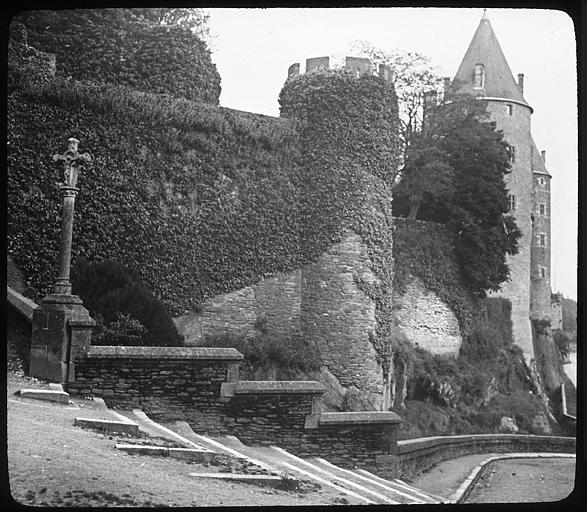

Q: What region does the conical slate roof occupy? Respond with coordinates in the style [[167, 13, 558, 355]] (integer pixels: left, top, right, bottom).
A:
[[451, 13, 532, 110], [531, 137, 551, 177]]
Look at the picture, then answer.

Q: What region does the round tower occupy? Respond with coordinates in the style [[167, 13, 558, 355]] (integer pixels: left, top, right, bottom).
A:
[[279, 57, 399, 410], [451, 13, 536, 356]]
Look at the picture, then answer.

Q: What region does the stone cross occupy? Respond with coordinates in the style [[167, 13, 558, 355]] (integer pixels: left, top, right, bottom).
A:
[[51, 138, 91, 295]]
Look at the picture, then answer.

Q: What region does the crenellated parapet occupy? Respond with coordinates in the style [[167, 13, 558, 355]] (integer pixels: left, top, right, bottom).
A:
[[287, 55, 393, 82]]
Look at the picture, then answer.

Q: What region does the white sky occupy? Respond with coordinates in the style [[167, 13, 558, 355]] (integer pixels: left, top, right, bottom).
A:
[[206, 7, 577, 300]]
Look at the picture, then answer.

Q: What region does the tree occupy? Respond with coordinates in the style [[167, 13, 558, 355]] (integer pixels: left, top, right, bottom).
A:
[[396, 94, 522, 294], [394, 139, 454, 219], [16, 9, 220, 103], [349, 40, 444, 160], [124, 8, 212, 43]]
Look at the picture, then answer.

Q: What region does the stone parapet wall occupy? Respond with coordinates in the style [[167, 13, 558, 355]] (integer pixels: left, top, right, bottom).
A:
[[397, 433, 575, 480], [66, 346, 243, 433]]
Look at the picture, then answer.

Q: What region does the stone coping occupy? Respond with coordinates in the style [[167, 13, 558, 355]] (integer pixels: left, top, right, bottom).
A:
[[398, 434, 576, 454], [231, 380, 325, 395], [318, 411, 402, 426], [87, 345, 244, 361], [7, 285, 38, 322]]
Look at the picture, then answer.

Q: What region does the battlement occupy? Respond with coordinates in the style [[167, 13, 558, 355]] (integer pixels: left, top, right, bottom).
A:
[[287, 56, 393, 82]]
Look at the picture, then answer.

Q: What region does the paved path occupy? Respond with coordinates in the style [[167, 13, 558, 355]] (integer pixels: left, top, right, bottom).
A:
[[462, 457, 575, 503], [408, 453, 500, 499]]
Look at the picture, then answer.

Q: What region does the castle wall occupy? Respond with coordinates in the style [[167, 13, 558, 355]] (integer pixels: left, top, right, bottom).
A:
[[486, 101, 534, 356], [394, 277, 462, 356]]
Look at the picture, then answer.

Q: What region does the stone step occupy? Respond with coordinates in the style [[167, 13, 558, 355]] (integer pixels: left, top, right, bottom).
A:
[[17, 388, 70, 404], [74, 417, 139, 435], [115, 443, 215, 463], [188, 473, 289, 487]]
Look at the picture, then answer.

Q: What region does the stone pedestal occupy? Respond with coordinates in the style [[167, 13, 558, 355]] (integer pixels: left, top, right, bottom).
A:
[[30, 293, 95, 383]]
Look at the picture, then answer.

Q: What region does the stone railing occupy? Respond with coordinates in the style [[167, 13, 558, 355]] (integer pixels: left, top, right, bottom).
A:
[[396, 433, 576, 480], [7, 285, 38, 322]]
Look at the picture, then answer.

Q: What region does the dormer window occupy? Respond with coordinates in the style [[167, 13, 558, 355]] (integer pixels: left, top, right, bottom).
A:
[[473, 64, 485, 89]]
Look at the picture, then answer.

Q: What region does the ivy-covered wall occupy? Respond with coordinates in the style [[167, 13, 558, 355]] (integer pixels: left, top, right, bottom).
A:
[[7, 75, 303, 316]]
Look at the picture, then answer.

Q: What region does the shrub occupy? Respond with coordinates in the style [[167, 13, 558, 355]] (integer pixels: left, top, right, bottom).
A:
[[552, 329, 571, 360], [201, 333, 322, 374], [71, 259, 183, 346], [91, 313, 147, 346]]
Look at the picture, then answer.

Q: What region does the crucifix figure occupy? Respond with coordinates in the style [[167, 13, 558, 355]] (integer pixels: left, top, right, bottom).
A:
[[52, 138, 92, 295]]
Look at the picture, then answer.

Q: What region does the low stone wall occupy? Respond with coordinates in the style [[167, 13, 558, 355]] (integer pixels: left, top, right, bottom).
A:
[[221, 381, 325, 446], [303, 412, 401, 478], [66, 346, 243, 433], [397, 433, 576, 480], [220, 381, 401, 477]]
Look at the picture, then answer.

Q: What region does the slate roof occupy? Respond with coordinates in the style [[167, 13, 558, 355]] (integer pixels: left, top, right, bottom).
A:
[[531, 137, 551, 177], [450, 13, 532, 110]]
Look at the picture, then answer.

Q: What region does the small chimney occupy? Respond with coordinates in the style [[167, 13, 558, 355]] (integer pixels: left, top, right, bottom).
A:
[[541, 150, 546, 163], [517, 73, 524, 94]]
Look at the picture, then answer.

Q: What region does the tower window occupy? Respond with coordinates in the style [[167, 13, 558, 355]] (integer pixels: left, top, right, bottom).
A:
[[539, 267, 546, 278], [473, 64, 485, 89], [508, 146, 516, 163], [538, 177, 546, 186], [539, 203, 547, 216], [539, 233, 547, 246], [506, 104, 513, 115], [508, 194, 516, 212]]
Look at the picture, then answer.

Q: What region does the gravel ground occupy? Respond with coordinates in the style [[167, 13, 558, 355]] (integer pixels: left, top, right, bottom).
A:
[[7, 372, 361, 507], [463, 457, 576, 503]]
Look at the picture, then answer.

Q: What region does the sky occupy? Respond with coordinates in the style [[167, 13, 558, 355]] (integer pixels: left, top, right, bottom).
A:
[[206, 7, 577, 300]]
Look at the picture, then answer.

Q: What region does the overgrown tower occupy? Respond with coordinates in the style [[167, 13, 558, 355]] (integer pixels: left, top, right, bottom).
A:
[[450, 12, 552, 358]]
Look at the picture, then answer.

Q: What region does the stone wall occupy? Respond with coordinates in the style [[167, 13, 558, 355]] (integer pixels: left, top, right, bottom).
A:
[[397, 434, 575, 480], [301, 232, 384, 409], [66, 346, 243, 434], [393, 277, 462, 356], [173, 232, 385, 411], [173, 270, 302, 345]]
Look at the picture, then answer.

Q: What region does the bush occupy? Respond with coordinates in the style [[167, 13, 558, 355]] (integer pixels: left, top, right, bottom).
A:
[[91, 313, 147, 346], [71, 259, 183, 346], [473, 390, 546, 433], [201, 333, 322, 374], [552, 329, 571, 361]]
